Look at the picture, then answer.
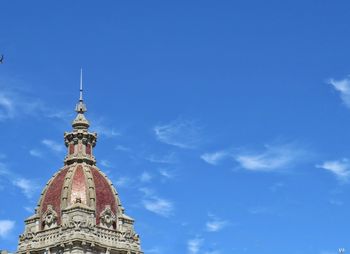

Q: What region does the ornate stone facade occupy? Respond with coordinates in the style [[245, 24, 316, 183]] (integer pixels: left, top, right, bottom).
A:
[[17, 80, 143, 254]]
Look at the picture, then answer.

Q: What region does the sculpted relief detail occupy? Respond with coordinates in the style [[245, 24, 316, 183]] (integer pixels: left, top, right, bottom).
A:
[[42, 205, 58, 230], [99, 205, 116, 229]]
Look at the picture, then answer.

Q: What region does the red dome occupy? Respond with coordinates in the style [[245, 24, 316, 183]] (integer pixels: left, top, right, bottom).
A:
[[18, 89, 142, 254], [38, 163, 120, 229]]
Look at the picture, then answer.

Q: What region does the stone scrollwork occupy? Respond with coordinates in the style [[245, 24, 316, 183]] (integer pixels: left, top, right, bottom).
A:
[[70, 214, 85, 230], [42, 205, 58, 229], [86, 213, 95, 229], [61, 213, 70, 229], [99, 205, 116, 229]]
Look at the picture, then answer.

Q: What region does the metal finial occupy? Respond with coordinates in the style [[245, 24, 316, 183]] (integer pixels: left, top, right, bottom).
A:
[[80, 68, 83, 102], [74, 69, 87, 115]]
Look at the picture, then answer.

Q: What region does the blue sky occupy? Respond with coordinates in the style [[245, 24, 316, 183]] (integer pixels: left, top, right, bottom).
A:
[[1, 1, 350, 253]]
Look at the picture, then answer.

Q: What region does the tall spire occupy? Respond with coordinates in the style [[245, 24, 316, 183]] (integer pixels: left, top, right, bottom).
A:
[[75, 68, 87, 114], [73, 69, 89, 129], [65, 69, 97, 165], [80, 68, 83, 102]]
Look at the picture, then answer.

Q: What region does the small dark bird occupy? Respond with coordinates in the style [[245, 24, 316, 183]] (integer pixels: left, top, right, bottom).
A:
[[0, 55, 3, 64]]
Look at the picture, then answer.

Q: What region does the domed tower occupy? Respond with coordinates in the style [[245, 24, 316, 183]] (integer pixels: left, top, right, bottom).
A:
[[17, 74, 143, 254]]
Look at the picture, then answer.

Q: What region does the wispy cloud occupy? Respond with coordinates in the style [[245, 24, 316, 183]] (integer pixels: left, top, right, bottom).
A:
[[235, 143, 306, 172], [0, 93, 15, 120], [0, 220, 15, 238], [201, 151, 228, 165], [143, 197, 174, 217], [24, 206, 34, 213], [159, 168, 174, 180], [139, 187, 155, 196], [146, 152, 178, 164], [144, 247, 162, 254], [187, 237, 203, 254], [0, 158, 38, 199], [114, 177, 132, 188], [154, 118, 201, 149], [140, 187, 174, 217], [320, 251, 337, 254], [205, 215, 228, 232], [316, 159, 350, 181], [0, 161, 10, 175], [115, 145, 131, 152], [205, 251, 221, 254], [100, 159, 112, 168], [248, 206, 274, 215], [13, 178, 38, 198], [29, 149, 43, 158], [140, 172, 153, 183], [93, 124, 120, 138], [0, 82, 70, 122], [201, 142, 307, 172], [42, 139, 64, 153], [328, 76, 350, 108]]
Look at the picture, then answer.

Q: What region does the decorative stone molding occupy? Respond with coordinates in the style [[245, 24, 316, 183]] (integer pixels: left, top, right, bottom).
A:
[[42, 205, 58, 229], [99, 205, 116, 229]]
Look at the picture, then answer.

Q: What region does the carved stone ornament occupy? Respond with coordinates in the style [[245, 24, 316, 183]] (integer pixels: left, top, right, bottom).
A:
[[99, 205, 116, 229], [42, 205, 58, 229]]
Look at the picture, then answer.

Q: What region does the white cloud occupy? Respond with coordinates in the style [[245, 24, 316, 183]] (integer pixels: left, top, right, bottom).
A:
[[205, 251, 221, 254], [146, 152, 178, 164], [201, 151, 228, 165], [115, 145, 131, 152], [235, 143, 305, 172], [329, 76, 350, 108], [154, 119, 201, 149], [140, 172, 152, 183], [140, 187, 174, 217], [0, 220, 15, 238], [316, 159, 350, 181], [115, 177, 132, 188], [144, 247, 162, 254], [139, 187, 155, 196], [0, 93, 15, 120], [0, 158, 38, 200], [0, 84, 71, 122], [0, 161, 10, 175], [100, 159, 112, 168], [42, 139, 64, 153], [159, 168, 174, 179], [143, 197, 174, 217], [206, 216, 228, 232], [13, 178, 38, 198], [187, 237, 203, 254], [24, 206, 34, 213], [29, 149, 43, 158], [93, 124, 120, 138], [248, 206, 274, 215]]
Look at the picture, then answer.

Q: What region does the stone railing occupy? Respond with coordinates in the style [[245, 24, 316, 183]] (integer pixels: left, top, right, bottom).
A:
[[18, 226, 141, 253]]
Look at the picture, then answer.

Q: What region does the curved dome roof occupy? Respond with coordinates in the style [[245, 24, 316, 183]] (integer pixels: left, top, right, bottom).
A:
[[38, 164, 122, 229]]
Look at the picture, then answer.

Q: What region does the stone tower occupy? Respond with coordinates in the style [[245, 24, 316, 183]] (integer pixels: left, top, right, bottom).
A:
[[17, 75, 143, 254]]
